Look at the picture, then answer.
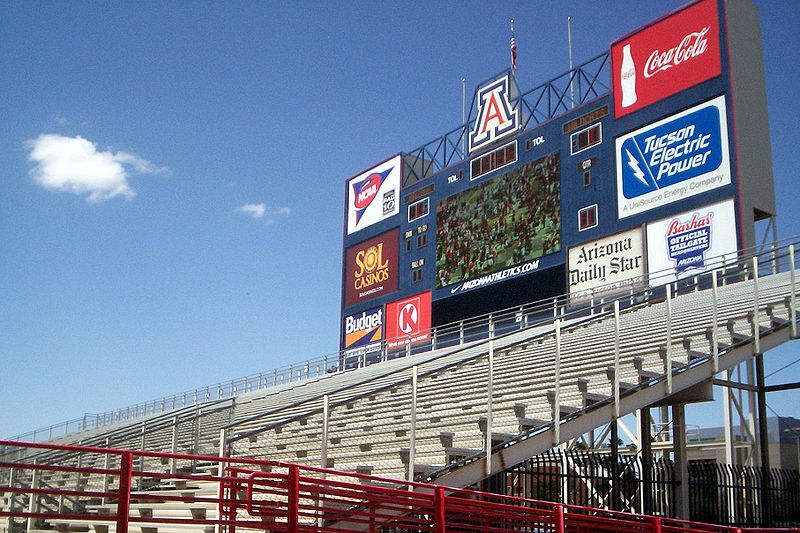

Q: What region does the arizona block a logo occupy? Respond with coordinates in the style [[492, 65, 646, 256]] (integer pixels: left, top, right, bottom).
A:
[[469, 76, 519, 153]]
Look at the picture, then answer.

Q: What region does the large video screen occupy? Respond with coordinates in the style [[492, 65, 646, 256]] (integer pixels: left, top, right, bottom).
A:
[[435, 152, 561, 289]]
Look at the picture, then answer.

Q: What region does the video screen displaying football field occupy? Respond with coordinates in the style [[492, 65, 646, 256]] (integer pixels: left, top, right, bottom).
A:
[[435, 152, 561, 289]]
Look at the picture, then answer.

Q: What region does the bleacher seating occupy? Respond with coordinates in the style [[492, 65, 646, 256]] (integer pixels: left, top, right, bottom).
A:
[[2, 248, 798, 532]]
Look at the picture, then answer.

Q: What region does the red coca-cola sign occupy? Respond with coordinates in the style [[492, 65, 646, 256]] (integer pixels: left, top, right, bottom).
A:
[[611, 0, 721, 119]]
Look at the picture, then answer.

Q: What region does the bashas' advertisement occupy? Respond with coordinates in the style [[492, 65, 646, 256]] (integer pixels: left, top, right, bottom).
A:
[[646, 198, 737, 285], [346, 155, 401, 235], [385, 291, 431, 349], [611, 0, 721, 118], [342, 306, 383, 356], [568, 228, 645, 300], [616, 95, 730, 219], [344, 230, 399, 307]]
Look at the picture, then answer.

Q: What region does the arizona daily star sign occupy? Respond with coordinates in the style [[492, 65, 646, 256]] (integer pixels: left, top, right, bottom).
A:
[[611, 0, 721, 119], [468, 75, 520, 153], [347, 155, 401, 235], [568, 228, 644, 300], [616, 95, 730, 219]]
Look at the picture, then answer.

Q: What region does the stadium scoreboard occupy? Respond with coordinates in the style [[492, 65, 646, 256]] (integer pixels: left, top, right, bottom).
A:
[[340, 0, 775, 355]]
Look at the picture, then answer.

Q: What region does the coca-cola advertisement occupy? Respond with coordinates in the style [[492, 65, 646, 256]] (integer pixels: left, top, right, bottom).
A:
[[611, 0, 721, 119], [645, 198, 737, 286]]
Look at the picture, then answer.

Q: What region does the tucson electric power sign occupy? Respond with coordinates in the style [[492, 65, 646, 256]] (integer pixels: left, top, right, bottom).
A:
[[340, 0, 775, 352]]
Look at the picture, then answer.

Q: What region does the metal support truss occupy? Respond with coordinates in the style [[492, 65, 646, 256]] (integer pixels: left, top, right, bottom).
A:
[[402, 53, 610, 187]]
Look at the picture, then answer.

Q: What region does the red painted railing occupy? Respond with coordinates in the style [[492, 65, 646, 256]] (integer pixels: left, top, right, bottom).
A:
[[0, 440, 797, 533]]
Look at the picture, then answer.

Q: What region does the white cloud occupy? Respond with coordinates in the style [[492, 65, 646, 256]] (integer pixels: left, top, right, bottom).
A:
[[236, 203, 290, 224], [26, 134, 166, 203], [236, 203, 266, 219]]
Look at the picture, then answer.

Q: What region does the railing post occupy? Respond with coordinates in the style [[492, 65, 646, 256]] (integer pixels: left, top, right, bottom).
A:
[[102, 438, 112, 504], [485, 320, 495, 478], [433, 486, 446, 533], [459, 321, 464, 345], [75, 442, 84, 492], [26, 459, 38, 533], [6, 468, 15, 532], [554, 503, 565, 533], [651, 517, 662, 533], [791, 244, 797, 339], [431, 327, 437, 350], [215, 428, 228, 533], [752, 256, 761, 354], [613, 301, 621, 419], [320, 395, 329, 472], [117, 452, 133, 533], [138, 423, 146, 490], [287, 465, 300, 533], [666, 284, 673, 395], [170, 415, 179, 474], [408, 366, 418, 483], [406, 336, 411, 358], [712, 269, 719, 373], [554, 319, 562, 446]]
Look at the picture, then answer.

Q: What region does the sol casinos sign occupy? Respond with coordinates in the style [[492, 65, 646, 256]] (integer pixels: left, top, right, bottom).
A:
[[611, 0, 721, 118], [344, 230, 399, 307], [616, 95, 730, 219], [346, 155, 401, 235]]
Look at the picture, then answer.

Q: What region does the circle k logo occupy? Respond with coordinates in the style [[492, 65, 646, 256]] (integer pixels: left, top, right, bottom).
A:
[[398, 302, 419, 334]]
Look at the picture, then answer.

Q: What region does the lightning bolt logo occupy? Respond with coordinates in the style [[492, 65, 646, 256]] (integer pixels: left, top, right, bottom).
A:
[[626, 149, 648, 187]]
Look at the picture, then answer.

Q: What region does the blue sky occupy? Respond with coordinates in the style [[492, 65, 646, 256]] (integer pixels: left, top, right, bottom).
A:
[[1, 1, 798, 439]]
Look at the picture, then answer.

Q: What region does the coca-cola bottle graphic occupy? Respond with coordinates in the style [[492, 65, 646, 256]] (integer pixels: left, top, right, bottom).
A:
[[620, 44, 637, 107]]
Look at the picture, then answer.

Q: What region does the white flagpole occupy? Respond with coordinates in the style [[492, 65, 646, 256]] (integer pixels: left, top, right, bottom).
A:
[[510, 19, 517, 75], [568, 16, 575, 108], [462, 77, 466, 156]]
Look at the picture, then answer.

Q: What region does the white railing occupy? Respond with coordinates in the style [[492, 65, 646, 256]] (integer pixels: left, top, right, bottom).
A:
[[7, 236, 796, 443]]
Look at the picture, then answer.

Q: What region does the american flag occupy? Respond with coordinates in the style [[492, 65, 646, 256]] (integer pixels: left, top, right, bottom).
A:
[[510, 36, 517, 73]]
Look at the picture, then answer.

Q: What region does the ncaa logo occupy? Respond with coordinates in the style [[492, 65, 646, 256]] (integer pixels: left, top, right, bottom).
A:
[[352, 168, 391, 224], [346, 155, 401, 235], [398, 302, 419, 334], [469, 75, 519, 153]]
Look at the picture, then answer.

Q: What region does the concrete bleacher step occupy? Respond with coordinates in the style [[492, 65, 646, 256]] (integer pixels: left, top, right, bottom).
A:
[[5, 265, 795, 523]]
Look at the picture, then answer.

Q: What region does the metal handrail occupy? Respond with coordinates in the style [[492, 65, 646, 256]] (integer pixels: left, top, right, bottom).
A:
[[7, 235, 794, 444], [3, 439, 787, 533], [421, 241, 799, 482]]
